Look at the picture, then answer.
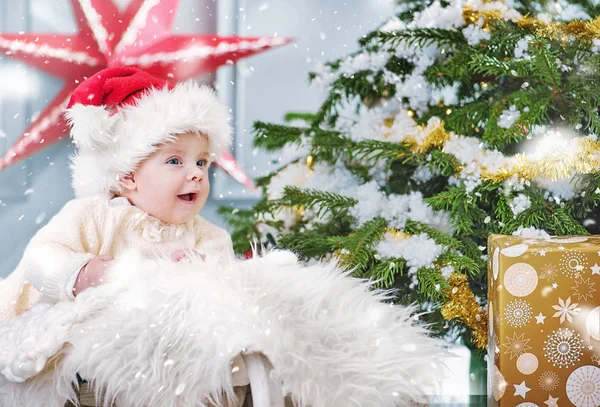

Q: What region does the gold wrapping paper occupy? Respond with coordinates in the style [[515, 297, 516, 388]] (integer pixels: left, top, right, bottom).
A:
[[488, 234, 600, 407]]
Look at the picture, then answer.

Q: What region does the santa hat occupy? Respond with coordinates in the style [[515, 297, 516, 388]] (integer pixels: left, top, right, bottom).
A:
[[65, 66, 232, 198]]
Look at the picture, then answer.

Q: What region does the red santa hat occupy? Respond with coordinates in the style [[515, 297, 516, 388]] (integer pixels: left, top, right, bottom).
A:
[[65, 66, 232, 198]]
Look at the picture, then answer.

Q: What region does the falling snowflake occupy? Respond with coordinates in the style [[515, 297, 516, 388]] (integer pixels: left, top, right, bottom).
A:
[[35, 212, 46, 225], [503, 332, 532, 360], [544, 328, 584, 368], [505, 299, 533, 328], [560, 250, 588, 278], [552, 297, 581, 324], [539, 370, 560, 391], [540, 264, 559, 281], [572, 277, 596, 302]]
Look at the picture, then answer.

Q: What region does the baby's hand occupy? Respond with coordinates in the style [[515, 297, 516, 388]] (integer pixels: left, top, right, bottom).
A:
[[171, 249, 205, 262], [73, 255, 114, 296]]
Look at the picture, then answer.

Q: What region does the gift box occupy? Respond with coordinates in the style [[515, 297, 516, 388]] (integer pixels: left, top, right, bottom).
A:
[[488, 234, 600, 407]]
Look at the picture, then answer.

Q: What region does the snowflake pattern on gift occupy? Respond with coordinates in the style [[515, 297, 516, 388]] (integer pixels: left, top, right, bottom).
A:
[[540, 264, 559, 281], [503, 332, 532, 360], [544, 328, 584, 368], [573, 277, 596, 302], [503, 263, 538, 297], [531, 248, 546, 256], [566, 365, 600, 407], [560, 250, 588, 278], [501, 237, 523, 247], [516, 352, 539, 375], [539, 370, 560, 391], [505, 299, 533, 328], [552, 297, 581, 324]]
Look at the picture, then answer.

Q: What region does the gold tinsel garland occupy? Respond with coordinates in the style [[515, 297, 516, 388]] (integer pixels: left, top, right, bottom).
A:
[[441, 272, 488, 350], [411, 122, 451, 154], [384, 118, 451, 154], [481, 137, 600, 182], [463, 5, 600, 42], [518, 15, 600, 42], [463, 6, 502, 29], [384, 112, 600, 182]]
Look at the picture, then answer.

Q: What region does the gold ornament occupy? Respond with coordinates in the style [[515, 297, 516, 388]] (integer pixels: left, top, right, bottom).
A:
[[441, 272, 488, 349], [383, 117, 395, 128], [386, 228, 410, 241], [295, 206, 305, 222], [306, 154, 314, 168]]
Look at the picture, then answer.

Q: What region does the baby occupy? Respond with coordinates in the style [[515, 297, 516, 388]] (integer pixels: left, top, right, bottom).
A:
[[0, 67, 445, 407], [72, 128, 216, 297], [0, 66, 249, 406]]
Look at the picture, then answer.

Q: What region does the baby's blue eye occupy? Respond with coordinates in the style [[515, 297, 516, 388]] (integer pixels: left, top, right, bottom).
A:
[[167, 158, 181, 165], [197, 159, 207, 167]]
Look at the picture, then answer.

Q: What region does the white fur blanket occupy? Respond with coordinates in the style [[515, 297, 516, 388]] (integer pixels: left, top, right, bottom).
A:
[[0, 251, 445, 406]]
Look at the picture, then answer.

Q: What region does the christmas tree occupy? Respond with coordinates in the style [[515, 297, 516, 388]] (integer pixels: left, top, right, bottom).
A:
[[220, 0, 600, 352]]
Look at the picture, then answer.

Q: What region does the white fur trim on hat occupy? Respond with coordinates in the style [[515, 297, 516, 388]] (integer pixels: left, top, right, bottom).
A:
[[65, 81, 232, 198]]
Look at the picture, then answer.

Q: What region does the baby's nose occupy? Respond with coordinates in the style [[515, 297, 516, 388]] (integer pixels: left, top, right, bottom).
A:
[[188, 167, 204, 181]]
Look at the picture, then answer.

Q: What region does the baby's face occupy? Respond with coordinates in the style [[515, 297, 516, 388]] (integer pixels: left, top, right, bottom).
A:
[[130, 132, 211, 224]]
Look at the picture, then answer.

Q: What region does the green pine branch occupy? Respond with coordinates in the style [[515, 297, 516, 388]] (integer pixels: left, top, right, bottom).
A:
[[424, 51, 475, 84], [530, 38, 562, 91], [566, 74, 600, 135], [335, 217, 388, 274], [436, 251, 480, 277], [417, 267, 448, 300], [313, 70, 391, 126], [277, 230, 338, 259], [467, 53, 531, 78], [253, 122, 305, 151], [218, 206, 265, 253], [271, 186, 358, 218], [283, 112, 319, 124], [425, 187, 488, 234], [428, 150, 462, 177], [374, 28, 467, 49], [548, 207, 590, 235], [348, 139, 412, 161], [370, 258, 407, 288]]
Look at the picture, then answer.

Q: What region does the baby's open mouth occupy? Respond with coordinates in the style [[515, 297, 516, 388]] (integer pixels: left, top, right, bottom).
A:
[[177, 192, 198, 203]]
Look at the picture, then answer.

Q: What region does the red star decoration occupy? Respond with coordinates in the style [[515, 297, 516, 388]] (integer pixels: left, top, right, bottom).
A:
[[0, 0, 292, 190]]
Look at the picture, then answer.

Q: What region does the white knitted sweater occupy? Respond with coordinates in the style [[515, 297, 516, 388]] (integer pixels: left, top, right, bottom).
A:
[[0, 195, 233, 323]]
